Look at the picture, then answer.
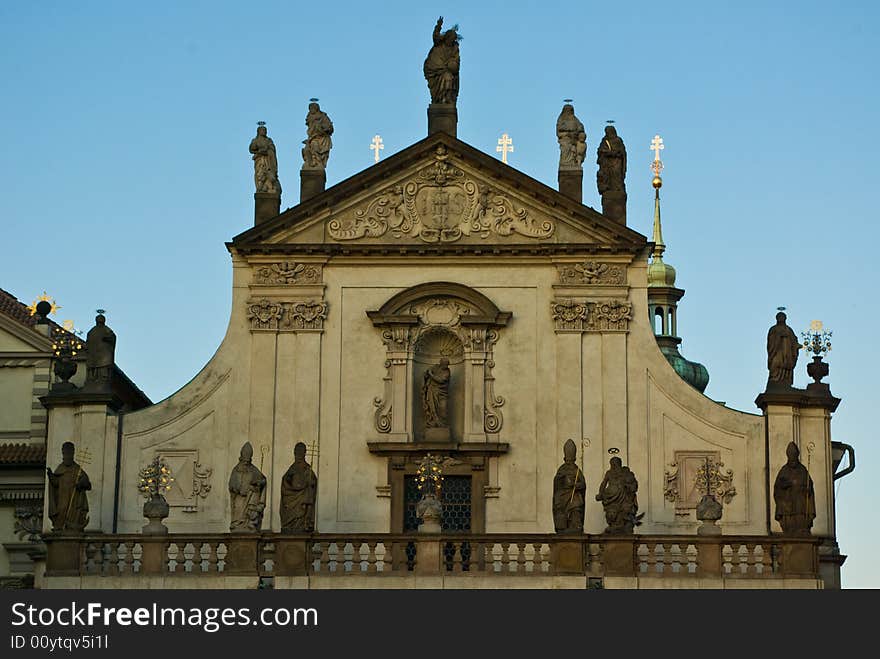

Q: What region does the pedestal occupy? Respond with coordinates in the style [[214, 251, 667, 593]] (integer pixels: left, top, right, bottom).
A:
[[424, 427, 451, 442], [551, 540, 584, 574], [600, 190, 627, 224], [300, 169, 326, 202], [254, 192, 281, 225], [427, 103, 457, 137], [558, 169, 583, 203]]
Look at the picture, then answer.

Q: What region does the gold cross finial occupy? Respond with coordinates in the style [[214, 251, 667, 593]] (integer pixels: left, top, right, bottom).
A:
[[496, 133, 514, 164], [650, 134, 664, 178], [370, 135, 384, 163]]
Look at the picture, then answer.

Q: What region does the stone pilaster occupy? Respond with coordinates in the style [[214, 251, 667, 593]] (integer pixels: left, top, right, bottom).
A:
[[40, 392, 123, 534]]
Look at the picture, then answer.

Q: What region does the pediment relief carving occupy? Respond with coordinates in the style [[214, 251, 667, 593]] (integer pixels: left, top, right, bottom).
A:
[[327, 146, 555, 244]]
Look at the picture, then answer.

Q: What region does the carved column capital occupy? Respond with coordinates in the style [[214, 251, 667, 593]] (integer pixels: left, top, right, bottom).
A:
[[551, 298, 633, 333]]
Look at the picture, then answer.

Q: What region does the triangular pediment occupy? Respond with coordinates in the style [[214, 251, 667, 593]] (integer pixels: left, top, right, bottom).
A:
[[231, 133, 647, 253]]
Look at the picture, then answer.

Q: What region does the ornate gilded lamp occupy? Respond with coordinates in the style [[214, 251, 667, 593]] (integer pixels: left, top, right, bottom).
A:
[[802, 320, 832, 391], [138, 456, 174, 535], [415, 453, 444, 533], [50, 324, 83, 392]]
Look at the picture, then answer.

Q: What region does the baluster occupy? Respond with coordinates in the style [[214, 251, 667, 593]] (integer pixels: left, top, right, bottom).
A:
[[686, 544, 698, 574], [328, 542, 339, 572], [637, 543, 649, 573], [514, 543, 526, 574], [669, 544, 682, 573], [523, 543, 535, 573], [737, 544, 749, 575], [103, 543, 118, 576], [83, 542, 97, 574], [218, 543, 229, 573], [754, 544, 768, 576], [500, 542, 512, 572], [722, 544, 733, 574], [366, 542, 377, 573], [447, 542, 464, 573], [207, 542, 219, 573], [122, 540, 135, 574], [654, 543, 665, 574]]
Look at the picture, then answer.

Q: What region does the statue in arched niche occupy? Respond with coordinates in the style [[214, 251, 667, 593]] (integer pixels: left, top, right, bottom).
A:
[[422, 357, 451, 441]]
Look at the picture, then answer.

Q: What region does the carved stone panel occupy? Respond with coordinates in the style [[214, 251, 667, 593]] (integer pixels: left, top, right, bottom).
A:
[[328, 146, 555, 243], [557, 261, 625, 286], [246, 298, 328, 332], [253, 262, 323, 285], [664, 451, 736, 515], [158, 450, 213, 513], [551, 298, 633, 333]]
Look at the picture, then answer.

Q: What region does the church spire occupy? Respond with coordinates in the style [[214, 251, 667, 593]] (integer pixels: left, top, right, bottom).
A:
[[650, 134, 665, 256], [647, 135, 675, 288], [645, 135, 709, 393]]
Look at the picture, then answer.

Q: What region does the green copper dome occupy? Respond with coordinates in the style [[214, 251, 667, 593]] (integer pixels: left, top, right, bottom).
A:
[[658, 343, 710, 393]]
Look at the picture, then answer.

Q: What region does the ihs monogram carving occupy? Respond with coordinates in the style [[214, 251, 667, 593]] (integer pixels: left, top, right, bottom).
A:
[[254, 262, 322, 285], [328, 145, 555, 243], [246, 298, 328, 331], [551, 299, 633, 332], [557, 261, 625, 285]]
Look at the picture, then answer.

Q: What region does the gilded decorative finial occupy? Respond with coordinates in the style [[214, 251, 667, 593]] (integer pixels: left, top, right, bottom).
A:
[[650, 135, 665, 255], [28, 292, 60, 317], [650, 134, 664, 189]]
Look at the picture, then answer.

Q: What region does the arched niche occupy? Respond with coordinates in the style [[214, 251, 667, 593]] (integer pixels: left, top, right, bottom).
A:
[[412, 327, 465, 442], [367, 282, 511, 443]]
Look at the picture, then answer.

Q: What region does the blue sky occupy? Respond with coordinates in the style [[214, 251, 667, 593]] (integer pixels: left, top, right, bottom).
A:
[[1, 1, 877, 586]]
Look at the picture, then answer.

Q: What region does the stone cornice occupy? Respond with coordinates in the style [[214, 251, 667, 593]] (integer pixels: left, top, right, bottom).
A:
[[755, 387, 841, 413]]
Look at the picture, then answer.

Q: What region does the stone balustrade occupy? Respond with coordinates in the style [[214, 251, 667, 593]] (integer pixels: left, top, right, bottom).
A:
[[43, 533, 822, 586]]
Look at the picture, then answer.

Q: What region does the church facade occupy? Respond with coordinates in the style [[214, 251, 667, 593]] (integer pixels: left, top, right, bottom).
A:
[[37, 22, 852, 589]]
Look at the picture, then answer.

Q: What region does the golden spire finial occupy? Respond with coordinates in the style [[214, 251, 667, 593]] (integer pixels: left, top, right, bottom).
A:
[[650, 134, 664, 189], [650, 135, 665, 256]]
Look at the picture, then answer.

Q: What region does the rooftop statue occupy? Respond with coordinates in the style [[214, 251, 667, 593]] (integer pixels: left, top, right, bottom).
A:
[[84, 314, 116, 392], [557, 104, 586, 169], [596, 126, 627, 194], [767, 312, 800, 388], [249, 124, 281, 194], [301, 102, 334, 171], [423, 16, 461, 105]]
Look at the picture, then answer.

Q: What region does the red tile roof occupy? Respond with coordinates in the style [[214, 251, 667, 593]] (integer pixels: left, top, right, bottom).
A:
[[0, 443, 46, 465], [0, 288, 64, 333]]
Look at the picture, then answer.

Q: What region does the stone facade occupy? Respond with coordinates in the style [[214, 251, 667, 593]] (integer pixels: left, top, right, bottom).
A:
[[34, 134, 848, 589]]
